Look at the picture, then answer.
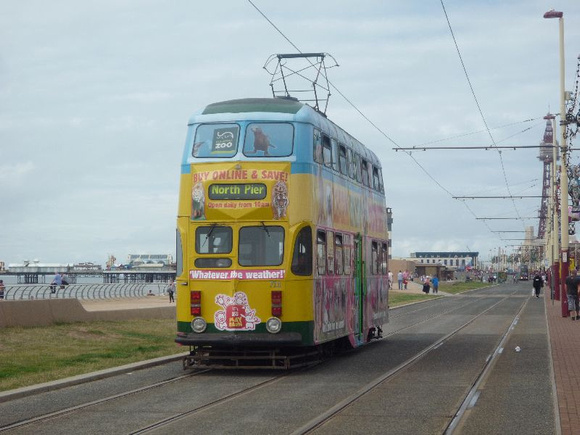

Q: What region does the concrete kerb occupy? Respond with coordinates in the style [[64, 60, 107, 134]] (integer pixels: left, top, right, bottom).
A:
[[0, 352, 189, 403]]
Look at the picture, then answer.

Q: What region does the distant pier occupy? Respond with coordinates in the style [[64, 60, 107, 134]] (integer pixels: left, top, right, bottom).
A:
[[4, 265, 175, 284]]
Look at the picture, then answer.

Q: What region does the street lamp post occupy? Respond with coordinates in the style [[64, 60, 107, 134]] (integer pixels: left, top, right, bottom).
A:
[[544, 9, 569, 316]]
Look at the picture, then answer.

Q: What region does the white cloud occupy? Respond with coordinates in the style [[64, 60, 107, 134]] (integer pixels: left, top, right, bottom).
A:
[[0, 0, 579, 265]]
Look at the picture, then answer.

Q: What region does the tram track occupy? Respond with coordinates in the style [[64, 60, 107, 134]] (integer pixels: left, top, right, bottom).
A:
[[384, 291, 510, 338], [0, 370, 210, 433], [291, 290, 529, 434], [1, 287, 536, 434], [130, 372, 292, 434]]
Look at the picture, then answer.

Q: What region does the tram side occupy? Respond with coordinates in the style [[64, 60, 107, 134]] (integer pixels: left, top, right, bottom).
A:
[[174, 98, 389, 364]]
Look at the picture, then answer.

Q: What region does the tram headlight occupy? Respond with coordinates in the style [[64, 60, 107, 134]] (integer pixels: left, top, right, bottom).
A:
[[266, 317, 282, 334], [191, 317, 207, 333]]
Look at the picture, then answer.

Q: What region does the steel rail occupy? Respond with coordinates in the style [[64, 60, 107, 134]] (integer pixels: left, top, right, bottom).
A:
[[291, 288, 525, 434], [0, 370, 210, 433]]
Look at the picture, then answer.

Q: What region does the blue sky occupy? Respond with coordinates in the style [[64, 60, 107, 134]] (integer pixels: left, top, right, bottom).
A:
[[1, 0, 579, 265]]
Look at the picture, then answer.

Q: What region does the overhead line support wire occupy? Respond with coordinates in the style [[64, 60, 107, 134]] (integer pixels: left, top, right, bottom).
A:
[[394, 145, 555, 151], [440, 0, 525, 228], [248, 0, 503, 240]]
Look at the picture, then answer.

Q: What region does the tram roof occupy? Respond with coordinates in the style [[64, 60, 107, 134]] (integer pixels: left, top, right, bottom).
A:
[[189, 98, 381, 166]]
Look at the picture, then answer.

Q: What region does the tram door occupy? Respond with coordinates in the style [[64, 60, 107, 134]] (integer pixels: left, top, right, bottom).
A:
[[353, 234, 365, 343]]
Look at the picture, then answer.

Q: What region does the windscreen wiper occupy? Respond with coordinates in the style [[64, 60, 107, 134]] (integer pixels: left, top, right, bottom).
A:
[[260, 221, 271, 237]]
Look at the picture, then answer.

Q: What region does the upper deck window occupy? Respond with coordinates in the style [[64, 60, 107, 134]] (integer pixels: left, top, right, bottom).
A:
[[338, 145, 348, 175], [313, 130, 323, 163], [193, 124, 239, 158], [322, 135, 332, 168], [244, 123, 294, 157]]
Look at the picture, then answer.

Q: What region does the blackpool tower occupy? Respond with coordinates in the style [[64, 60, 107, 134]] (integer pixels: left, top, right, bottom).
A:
[[537, 114, 555, 240]]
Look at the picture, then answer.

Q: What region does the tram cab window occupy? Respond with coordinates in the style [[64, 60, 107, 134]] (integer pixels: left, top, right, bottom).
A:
[[316, 230, 327, 275], [244, 123, 294, 157], [322, 135, 332, 168], [192, 124, 239, 158], [291, 226, 312, 276], [195, 258, 232, 268], [196, 226, 232, 254], [239, 226, 284, 266], [338, 145, 348, 175], [335, 234, 344, 275]]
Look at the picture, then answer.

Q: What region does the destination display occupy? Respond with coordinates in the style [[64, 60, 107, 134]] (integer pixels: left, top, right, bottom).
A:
[[208, 183, 267, 200]]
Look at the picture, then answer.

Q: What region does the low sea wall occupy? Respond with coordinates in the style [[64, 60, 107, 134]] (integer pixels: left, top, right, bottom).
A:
[[0, 299, 174, 328]]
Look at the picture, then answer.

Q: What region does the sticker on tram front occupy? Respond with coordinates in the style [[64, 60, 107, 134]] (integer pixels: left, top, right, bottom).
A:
[[214, 291, 261, 331]]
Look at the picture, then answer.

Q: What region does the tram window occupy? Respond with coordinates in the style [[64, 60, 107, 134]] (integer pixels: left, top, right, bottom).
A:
[[316, 230, 327, 275], [343, 234, 352, 275], [331, 139, 339, 172], [194, 258, 232, 268], [354, 153, 362, 182], [322, 135, 332, 168], [381, 243, 388, 274], [361, 160, 370, 187], [196, 226, 232, 254], [291, 226, 312, 276], [338, 145, 348, 175], [335, 234, 344, 275], [371, 241, 379, 275], [193, 124, 239, 158], [378, 168, 384, 193], [244, 123, 294, 157], [326, 230, 335, 275], [347, 149, 356, 179], [239, 226, 284, 266], [372, 166, 381, 191], [313, 130, 323, 163]]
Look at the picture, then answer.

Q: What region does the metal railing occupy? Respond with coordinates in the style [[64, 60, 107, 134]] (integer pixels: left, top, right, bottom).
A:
[[1, 283, 168, 301]]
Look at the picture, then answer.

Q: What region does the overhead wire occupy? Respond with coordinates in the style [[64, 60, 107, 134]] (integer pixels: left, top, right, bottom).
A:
[[439, 0, 525, 230], [248, 0, 539, 246]]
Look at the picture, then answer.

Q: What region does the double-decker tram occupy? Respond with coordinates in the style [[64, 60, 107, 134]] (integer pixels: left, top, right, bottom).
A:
[[175, 97, 389, 368]]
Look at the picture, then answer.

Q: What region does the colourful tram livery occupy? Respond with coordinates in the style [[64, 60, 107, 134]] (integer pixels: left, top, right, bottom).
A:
[[175, 98, 390, 367]]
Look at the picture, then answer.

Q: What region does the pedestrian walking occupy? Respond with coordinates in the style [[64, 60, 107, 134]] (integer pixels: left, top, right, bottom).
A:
[[0, 279, 5, 299], [167, 280, 175, 303], [432, 275, 439, 294], [565, 269, 580, 320], [397, 271, 403, 290], [422, 276, 431, 294], [532, 272, 543, 298]]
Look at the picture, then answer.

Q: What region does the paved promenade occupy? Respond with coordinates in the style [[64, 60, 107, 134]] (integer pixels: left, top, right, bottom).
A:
[[80, 295, 173, 311], [545, 289, 580, 435]]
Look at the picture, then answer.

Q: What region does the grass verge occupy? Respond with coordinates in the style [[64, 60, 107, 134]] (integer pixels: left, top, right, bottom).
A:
[[439, 281, 491, 294], [389, 292, 439, 307], [0, 319, 183, 392]]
